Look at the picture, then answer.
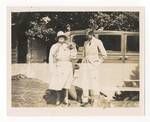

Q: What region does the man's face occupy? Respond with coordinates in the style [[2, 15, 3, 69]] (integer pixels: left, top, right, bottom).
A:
[[58, 37, 65, 43], [87, 34, 93, 41]]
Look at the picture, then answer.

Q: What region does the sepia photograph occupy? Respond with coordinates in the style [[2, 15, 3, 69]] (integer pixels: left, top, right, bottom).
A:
[[7, 7, 144, 116]]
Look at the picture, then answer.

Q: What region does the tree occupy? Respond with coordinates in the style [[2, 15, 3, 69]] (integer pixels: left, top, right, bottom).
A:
[[12, 12, 139, 44]]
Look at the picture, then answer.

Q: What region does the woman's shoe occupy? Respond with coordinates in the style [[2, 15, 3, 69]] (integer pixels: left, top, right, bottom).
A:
[[63, 98, 70, 106], [56, 100, 61, 106], [63, 98, 71, 107]]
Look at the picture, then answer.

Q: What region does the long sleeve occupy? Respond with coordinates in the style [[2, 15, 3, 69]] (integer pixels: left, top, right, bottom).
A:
[[70, 43, 77, 59], [49, 43, 61, 64], [97, 39, 107, 58], [82, 42, 87, 63], [49, 46, 54, 64], [49, 45, 55, 75]]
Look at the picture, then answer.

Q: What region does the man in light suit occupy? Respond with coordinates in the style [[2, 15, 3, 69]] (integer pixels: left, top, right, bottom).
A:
[[80, 30, 107, 107]]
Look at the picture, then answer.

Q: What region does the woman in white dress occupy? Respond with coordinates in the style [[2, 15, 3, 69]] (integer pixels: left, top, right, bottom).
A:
[[49, 31, 77, 105], [79, 30, 107, 107]]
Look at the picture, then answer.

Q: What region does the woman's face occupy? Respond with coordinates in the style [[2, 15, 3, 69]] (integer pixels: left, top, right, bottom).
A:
[[58, 37, 65, 43]]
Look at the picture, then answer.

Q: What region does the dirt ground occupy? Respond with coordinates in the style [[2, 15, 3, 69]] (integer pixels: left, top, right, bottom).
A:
[[11, 75, 139, 108]]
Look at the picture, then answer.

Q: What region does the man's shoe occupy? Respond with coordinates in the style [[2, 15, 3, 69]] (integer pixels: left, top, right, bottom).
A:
[[80, 102, 90, 107]]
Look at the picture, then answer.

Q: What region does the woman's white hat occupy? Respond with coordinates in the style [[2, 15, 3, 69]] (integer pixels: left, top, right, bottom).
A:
[[56, 31, 67, 40]]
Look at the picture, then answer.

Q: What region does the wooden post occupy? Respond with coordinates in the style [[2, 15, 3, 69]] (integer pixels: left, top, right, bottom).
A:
[[26, 39, 31, 63]]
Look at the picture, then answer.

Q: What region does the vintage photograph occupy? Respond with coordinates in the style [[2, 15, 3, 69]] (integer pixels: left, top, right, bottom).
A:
[[8, 7, 144, 115]]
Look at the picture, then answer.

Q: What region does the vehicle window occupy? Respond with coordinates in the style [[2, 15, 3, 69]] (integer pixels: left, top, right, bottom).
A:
[[72, 35, 87, 50], [72, 35, 87, 62], [126, 35, 139, 53], [98, 35, 121, 53]]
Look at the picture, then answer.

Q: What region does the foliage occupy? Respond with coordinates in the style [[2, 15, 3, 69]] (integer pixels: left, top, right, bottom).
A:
[[12, 12, 139, 42]]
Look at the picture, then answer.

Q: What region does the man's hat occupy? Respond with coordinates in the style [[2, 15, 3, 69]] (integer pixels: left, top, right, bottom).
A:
[[56, 31, 68, 40]]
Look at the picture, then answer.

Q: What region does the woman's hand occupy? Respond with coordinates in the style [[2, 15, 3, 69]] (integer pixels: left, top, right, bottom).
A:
[[67, 42, 76, 50]]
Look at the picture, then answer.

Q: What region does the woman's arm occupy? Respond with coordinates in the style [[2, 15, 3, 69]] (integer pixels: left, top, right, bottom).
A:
[[70, 42, 77, 59], [49, 46, 54, 64]]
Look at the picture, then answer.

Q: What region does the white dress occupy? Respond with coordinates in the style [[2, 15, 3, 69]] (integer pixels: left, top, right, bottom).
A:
[[49, 42, 77, 90], [76, 37, 107, 92]]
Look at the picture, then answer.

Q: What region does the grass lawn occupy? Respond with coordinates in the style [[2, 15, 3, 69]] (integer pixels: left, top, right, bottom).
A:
[[11, 75, 139, 108]]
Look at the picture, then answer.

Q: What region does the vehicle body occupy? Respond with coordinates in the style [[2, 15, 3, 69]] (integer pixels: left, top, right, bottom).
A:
[[69, 30, 139, 99]]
